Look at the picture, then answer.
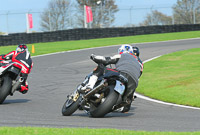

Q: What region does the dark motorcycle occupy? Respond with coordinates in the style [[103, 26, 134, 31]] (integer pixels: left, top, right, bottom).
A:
[[62, 57, 129, 118]]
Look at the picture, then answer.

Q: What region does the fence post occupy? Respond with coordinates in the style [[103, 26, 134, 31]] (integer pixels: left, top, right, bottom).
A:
[[172, 11, 175, 25], [49, 10, 52, 31], [6, 11, 9, 34], [193, 8, 196, 24], [130, 6, 133, 25]]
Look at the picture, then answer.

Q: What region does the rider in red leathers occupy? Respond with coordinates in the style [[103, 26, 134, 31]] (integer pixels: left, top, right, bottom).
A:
[[0, 44, 33, 94]]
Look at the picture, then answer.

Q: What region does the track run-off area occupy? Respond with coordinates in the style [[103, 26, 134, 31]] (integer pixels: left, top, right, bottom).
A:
[[0, 38, 200, 131]]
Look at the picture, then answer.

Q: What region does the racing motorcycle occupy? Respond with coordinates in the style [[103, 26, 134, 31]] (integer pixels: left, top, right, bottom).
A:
[[62, 57, 129, 118], [0, 57, 31, 104]]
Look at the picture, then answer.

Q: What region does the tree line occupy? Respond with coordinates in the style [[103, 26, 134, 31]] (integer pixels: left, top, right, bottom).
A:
[[40, 0, 118, 31], [1, 0, 199, 34], [140, 0, 200, 26]]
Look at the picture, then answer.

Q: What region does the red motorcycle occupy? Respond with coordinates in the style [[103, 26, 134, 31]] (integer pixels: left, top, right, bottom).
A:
[[0, 52, 32, 104]]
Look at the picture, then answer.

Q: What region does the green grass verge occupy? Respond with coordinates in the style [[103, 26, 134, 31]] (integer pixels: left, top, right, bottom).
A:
[[0, 31, 200, 134], [137, 48, 200, 107], [0, 31, 200, 56], [0, 127, 200, 135]]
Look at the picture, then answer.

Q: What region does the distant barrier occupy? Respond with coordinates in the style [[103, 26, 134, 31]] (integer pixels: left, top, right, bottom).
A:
[[1, 24, 200, 46]]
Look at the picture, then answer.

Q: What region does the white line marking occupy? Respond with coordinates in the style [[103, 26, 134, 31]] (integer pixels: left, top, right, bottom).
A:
[[135, 55, 200, 110], [135, 93, 200, 110], [32, 38, 200, 110], [32, 37, 200, 58], [143, 55, 162, 63]]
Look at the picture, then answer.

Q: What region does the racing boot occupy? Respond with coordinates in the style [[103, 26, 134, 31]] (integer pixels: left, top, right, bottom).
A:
[[20, 85, 28, 94], [17, 81, 29, 94], [121, 91, 134, 113], [81, 75, 98, 92]]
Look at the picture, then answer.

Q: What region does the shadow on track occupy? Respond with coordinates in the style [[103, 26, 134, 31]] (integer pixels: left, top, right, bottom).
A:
[[66, 106, 136, 118], [2, 99, 31, 104]]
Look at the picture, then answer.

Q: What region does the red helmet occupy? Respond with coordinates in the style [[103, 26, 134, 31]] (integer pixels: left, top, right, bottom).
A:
[[16, 44, 28, 53]]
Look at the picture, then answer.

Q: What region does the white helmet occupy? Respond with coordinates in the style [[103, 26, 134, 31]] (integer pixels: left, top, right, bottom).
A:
[[118, 44, 133, 54]]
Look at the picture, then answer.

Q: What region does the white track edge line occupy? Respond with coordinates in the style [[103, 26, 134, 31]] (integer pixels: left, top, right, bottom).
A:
[[32, 38, 200, 110], [135, 55, 200, 110], [32, 37, 200, 58], [134, 93, 200, 110]]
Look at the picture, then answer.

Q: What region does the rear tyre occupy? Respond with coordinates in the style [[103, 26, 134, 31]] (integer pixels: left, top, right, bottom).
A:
[[0, 74, 12, 104], [89, 85, 119, 118], [62, 95, 80, 116]]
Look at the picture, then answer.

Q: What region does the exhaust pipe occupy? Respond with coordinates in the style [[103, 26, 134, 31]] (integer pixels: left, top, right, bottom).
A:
[[84, 81, 108, 99], [11, 77, 24, 94]]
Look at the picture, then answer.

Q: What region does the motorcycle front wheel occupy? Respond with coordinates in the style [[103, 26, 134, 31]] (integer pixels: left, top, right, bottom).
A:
[[89, 85, 119, 118], [0, 74, 12, 104], [62, 92, 80, 116]]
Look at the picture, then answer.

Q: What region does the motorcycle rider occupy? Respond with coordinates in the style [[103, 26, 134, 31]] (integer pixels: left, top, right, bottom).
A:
[[0, 44, 33, 94], [132, 46, 143, 76], [82, 44, 143, 112]]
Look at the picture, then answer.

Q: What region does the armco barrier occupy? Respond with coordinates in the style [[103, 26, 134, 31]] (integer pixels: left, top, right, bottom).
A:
[[0, 24, 200, 46]]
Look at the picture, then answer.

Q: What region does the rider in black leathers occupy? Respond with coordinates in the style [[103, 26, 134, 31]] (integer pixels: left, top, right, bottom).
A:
[[82, 44, 143, 112]]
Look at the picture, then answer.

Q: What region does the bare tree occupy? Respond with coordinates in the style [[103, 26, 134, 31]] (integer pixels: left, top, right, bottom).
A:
[[75, 0, 118, 28], [173, 0, 200, 24], [40, 0, 72, 31], [140, 10, 173, 26]]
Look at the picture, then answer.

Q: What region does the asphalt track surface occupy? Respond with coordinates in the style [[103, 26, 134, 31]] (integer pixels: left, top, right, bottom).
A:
[[0, 38, 200, 131]]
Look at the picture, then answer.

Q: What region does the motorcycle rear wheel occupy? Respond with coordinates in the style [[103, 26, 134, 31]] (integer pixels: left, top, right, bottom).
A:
[[0, 74, 12, 104], [89, 85, 119, 118]]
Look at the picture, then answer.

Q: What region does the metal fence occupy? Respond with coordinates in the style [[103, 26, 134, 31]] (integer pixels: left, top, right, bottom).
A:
[[0, 6, 198, 34]]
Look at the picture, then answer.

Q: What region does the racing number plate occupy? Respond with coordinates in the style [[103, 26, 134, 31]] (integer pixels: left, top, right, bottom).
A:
[[114, 80, 125, 95]]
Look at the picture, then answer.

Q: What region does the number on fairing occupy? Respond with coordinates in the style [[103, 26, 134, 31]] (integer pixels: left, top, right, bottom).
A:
[[114, 80, 125, 95]]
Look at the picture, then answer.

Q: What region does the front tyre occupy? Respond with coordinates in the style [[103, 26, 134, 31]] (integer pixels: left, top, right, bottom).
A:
[[0, 74, 12, 104], [62, 93, 80, 116], [89, 85, 119, 118]]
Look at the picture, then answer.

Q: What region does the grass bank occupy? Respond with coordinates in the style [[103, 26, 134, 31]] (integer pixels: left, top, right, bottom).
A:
[[1, 127, 200, 135], [137, 48, 200, 107], [0, 31, 200, 134], [0, 31, 200, 56]]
